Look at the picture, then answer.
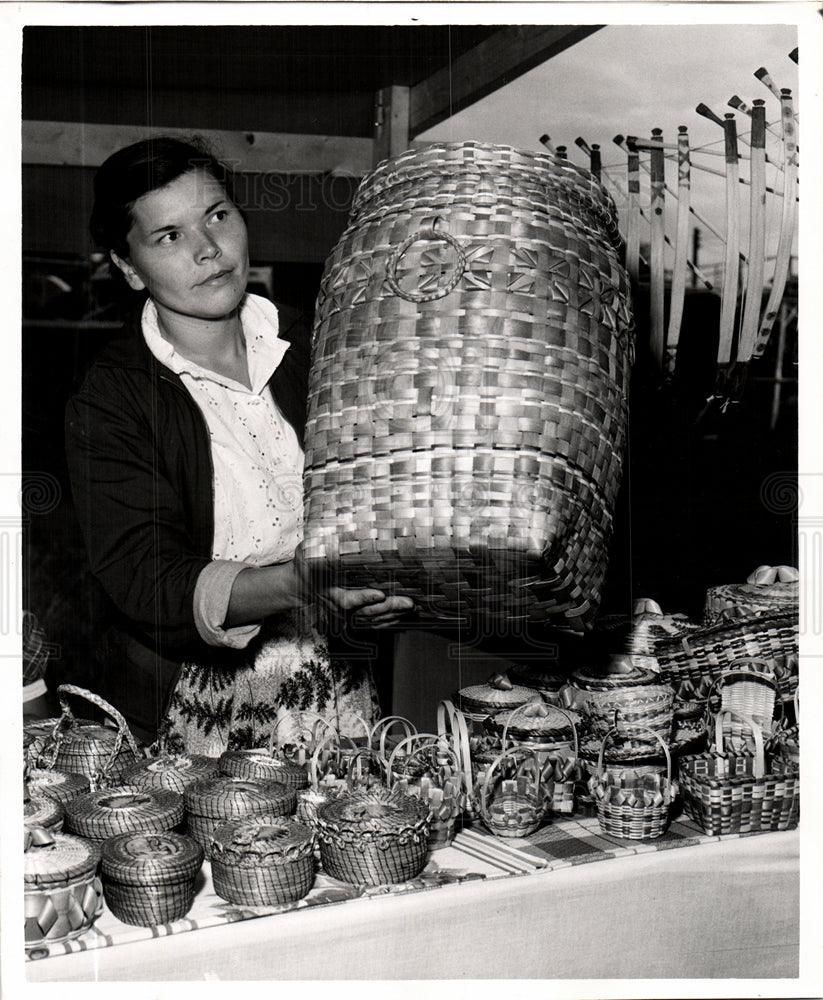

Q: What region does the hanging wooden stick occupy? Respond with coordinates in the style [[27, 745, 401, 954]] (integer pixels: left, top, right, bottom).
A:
[[754, 88, 799, 357], [696, 105, 741, 366], [737, 100, 767, 362], [666, 126, 691, 375], [649, 128, 666, 374], [625, 140, 641, 284], [615, 134, 745, 261]]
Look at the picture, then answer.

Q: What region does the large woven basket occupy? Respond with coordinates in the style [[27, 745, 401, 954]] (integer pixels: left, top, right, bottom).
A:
[[210, 815, 315, 906], [100, 831, 204, 926], [302, 141, 634, 631]]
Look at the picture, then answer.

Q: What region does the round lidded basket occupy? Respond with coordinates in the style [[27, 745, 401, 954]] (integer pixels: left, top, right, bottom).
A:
[[211, 815, 315, 906], [509, 665, 570, 705], [26, 685, 145, 788], [219, 749, 308, 790], [100, 831, 203, 926], [302, 141, 634, 634], [24, 827, 103, 950], [704, 565, 799, 625], [184, 776, 297, 859], [65, 786, 184, 845], [315, 787, 431, 885], [26, 768, 90, 808], [455, 673, 541, 727], [120, 752, 220, 795], [24, 796, 64, 835], [570, 663, 675, 742]]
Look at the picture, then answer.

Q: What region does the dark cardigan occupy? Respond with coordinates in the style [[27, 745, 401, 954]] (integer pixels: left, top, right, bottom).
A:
[[64, 301, 310, 737]]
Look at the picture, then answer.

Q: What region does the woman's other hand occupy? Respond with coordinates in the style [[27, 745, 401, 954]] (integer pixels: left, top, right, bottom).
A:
[[322, 587, 415, 628]]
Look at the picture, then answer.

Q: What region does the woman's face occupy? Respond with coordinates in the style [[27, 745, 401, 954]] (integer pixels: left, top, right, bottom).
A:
[[112, 168, 249, 322]]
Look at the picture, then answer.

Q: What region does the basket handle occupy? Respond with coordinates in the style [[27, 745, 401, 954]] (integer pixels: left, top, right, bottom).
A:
[[705, 660, 781, 723], [714, 709, 766, 778], [345, 746, 389, 791], [478, 745, 543, 828], [56, 684, 144, 774], [369, 715, 417, 759], [385, 227, 467, 303], [436, 699, 473, 793], [386, 734, 459, 787], [596, 726, 672, 785], [500, 702, 579, 760], [307, 731, 360, 790]]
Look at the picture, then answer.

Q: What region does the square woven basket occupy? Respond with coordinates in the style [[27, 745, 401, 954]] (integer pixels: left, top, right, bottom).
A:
[[302, 142, 634, 632]]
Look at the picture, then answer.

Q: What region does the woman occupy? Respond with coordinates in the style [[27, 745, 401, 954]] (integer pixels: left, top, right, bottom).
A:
[[66, 136, 413, 754]]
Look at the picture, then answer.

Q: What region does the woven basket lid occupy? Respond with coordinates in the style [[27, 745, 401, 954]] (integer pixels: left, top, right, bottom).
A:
[[24, 828, 100, 887], [509, 665, 568, 693], [218, 749, 308, 786], [24, 796, 64, 831], [456, 674, 540, 712], [316, 787, 429, 835], [65, 786, 184, 841], [27, 769, 90, 804], [571, 661, 660, 691], [101, 831, 204, 885], [490, 704, 580, 737], [184, 776, 297, 820], [120, 753, 219, 793], [211, 815, 314, 866]]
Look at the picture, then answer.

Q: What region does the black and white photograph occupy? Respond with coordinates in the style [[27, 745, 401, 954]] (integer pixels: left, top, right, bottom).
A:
[[3, 2, 822, 995]]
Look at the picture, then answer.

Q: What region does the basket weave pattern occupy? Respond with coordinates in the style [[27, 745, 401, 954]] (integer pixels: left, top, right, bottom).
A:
[[303, 141, 634, 630]]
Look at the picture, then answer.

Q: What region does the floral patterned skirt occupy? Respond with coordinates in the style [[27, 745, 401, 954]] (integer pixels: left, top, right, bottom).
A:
[[157, 607, 381, 756]]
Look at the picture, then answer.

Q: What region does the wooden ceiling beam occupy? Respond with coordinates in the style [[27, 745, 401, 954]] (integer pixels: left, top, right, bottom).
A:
[[409, 25, 603, 136]]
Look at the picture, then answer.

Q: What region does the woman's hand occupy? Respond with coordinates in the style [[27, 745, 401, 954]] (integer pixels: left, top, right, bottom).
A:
[[322, 587, 416, 629]]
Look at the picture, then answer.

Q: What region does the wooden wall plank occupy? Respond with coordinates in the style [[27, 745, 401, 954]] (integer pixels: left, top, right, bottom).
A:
[[373, 86, 411, 166], [23, 121, 373, 177], [410, 25, 602, 135]]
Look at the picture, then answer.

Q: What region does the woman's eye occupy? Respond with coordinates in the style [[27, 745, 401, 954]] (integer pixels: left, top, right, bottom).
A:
[[210, 209, 229, 224], [158, 231, 179, 245]]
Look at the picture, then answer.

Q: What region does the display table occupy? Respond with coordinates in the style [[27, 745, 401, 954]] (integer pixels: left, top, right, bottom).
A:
[[25, 814, 799, 982]]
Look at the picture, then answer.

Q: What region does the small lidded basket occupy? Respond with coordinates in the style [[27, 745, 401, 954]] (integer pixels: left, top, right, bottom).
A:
[[568, 658, 675, 743], [65, 786, 184, 845], [100, 831, 204, 926], [24, 827, 103, 951], [211, 815, 315, 906], [704, 565, 799, 624], [315, 787, 430, 885], [184, 776, 297, 859], [455, 672, 541, 727], [26, 769, 90, 808], [219, 747, 308, 791], [24, 796, 65, 835], [121, 751, 220, 795]]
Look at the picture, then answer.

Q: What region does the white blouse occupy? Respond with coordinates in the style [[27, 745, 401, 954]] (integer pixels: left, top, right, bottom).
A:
[[142, 293, 305, 647]]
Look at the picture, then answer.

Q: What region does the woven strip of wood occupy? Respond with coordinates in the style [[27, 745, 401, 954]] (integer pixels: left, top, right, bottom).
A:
[[655, 612, 798, 694], [303, 141, 634, 631]]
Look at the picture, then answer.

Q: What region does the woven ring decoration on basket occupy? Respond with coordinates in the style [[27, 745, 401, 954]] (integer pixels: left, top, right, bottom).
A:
[[478, 745, 546, 839], [385, 226, 467, 302], [31, 685, 145, 788], [590, 726, 675, 840]]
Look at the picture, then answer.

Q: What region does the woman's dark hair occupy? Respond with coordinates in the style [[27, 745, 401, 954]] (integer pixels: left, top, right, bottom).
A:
[[90, 135, 236, 258]]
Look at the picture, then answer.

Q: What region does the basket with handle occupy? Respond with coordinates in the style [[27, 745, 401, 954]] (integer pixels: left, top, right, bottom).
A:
[[302, 141, 634, 633], [369, 715, 418, 759], [26, 685, 146, 789], [705, 658, 781, 754], [436, 699, 476, 813], [387, 734, 465, 848], [296, 732, 362, 829], [588, 727, 676, 840], [477, 745, 547, 839], [210, 815, 315, 906], [495, 703, 582, 815], [679, 710, 799, 836]]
